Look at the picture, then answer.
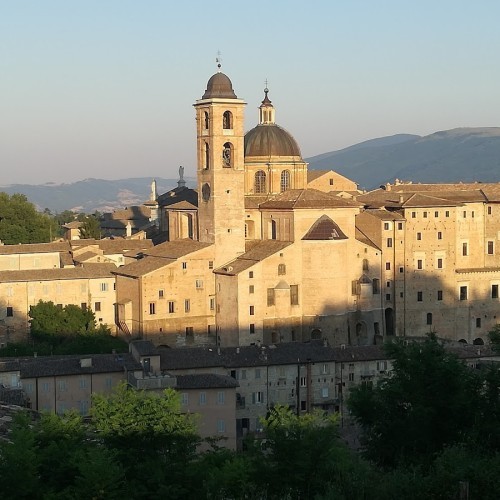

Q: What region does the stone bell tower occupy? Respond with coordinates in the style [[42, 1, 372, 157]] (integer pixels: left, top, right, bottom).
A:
[[194, 66, 246, 267]]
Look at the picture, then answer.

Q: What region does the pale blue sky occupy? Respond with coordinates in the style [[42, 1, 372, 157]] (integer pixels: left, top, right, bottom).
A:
[[1, 0, 499, 185]]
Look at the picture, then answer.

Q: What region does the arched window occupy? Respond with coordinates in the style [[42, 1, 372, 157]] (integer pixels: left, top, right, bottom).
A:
[[426, 312, 433, 325], [278, 264, 286, 275], [222, 142, 232, 168], [362, 259, 369, 271], [473, 337, 484, 345], [280, 170, 290, 192], [255, 170, 266, 194], [311, 328, 322, 340], [205, 143, 210, 169], [204, 111, 209, 129], [270, 219, 277, 240], [223, 111, 233, 129]]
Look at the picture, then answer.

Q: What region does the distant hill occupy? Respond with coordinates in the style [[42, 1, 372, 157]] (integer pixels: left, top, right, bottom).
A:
[[0, 177, 196, 213], [306, 128, 500, 189]]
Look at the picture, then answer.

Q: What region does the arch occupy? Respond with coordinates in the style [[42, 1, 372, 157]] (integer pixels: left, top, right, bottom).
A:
[[204, 111, 209, 130], [458, 339, 468, 344], [222, 142, 233, 168], [255, 170, 266, 194], [223, 110, 233, 129], [426, 312, 433, 325], [311, 328, 322, 340], [270, 219, 277, 240], [280, 170, 290, 192], [473, 337, 484, 345], [205, 143, 210, 169], [385, 308, 394, 335]]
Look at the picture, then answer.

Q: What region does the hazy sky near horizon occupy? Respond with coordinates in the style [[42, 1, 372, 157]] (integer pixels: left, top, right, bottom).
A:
[[2, 0, 500, 186]]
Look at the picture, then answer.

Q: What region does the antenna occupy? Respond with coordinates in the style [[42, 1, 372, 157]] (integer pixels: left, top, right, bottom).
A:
[[216, 50, 222, 72]]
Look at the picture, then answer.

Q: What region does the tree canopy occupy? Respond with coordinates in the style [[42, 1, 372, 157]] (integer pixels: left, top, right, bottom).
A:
[[79, 214, 102, 239], [0, 192, 58, 244]]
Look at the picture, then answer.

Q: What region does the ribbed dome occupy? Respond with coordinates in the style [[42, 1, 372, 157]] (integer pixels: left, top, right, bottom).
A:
[[244, 124, 302, 158], [202, 72, 237, 99]]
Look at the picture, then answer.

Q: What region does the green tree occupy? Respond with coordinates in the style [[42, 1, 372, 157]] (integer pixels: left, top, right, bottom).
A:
[[488, 324, 500, 353], [79, 214, 102, 239], [0, 192, 58, 244], [348, 334, 482, 468]]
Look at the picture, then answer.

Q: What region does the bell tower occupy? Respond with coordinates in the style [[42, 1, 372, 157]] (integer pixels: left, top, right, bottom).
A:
[[194, 66, 247, 267]]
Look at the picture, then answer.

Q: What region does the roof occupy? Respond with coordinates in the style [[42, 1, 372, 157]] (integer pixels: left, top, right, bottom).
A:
[[302, 215, 348, 240], [245, 124, 302, 158], [112, 256, 174, 278], [363, 209, 405, 221], [259, 189, 362, 210], [0, 241, 71, 256], [157, 186, 198, 209], [176, 374, 239, 390], [102, 206, 151, 221], [17, 353, 141, 378], [214, 240, 292, 276], [201, 72, 237, 99], [0, 263, 116, 282]]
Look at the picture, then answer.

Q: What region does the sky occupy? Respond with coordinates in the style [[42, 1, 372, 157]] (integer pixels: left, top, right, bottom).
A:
[[1, 0, 500, 186]]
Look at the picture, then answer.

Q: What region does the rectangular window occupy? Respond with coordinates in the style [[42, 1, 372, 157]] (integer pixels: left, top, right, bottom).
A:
[[417, 291, 423, 302], [58, 380, 67, 392], [384, 222, 390, 230], [290, 285, 299, 305], [472, 211, 475, 218], [240, 369, 247, 380], [249, 285, 254, 294], [79, 378, 88, 389], [385, 293, 391, 301], [185, 326, 194, 336], [386, 281, 391, 288], [159, 289, 164, 299], [181, 393, 189, 405], [208, 260, 214, 269], [182, 262, 187, 269], [210, 297, 215, 310], [300, 376, 307, 387], [460, 286, 468, 301], [217, 391, 225, 404], [387, 238, 393, 248], [417, 259, 423, 270], [434, 211, 439, 217], [348, 373, 355, 382], [217, 419, 226, 433], [462, 243, 468, 256], [423, 211, 428, 218], [417, 232, 422, 240], [149, 302, 156, 315], [463, 211, 467, 218], [249, 324, 255, 334], [488, 206, 492, 215], [6, 306, 13, 317], [168, 301, 175, 313], [412, 212, 416, 218], [94, 301, 101, 312], [42, 382, 50, 393], [184, 299, 190, 313], [488, 241, 494, 255], [385, 262, 391, 270], [398, 222, 403, 230], [322, 387, 329, 398], [438, 231, 442, 240], [199, 392, 207, 405], [249, 271, 254, 278], [399, 266, 404, 273], [438, 290, 443, 301], [249, 305, 255, 315], [492, 284, 499, 299], [445, 210, 450, 217], [100, 283, 108, 292], [267, 288, 275, 306], [437, 258, 443, 269], [255, 368, 261, 379], [195, 279, 203, 289], [252, 391, 264, 404], [476, 318, 481, 328]]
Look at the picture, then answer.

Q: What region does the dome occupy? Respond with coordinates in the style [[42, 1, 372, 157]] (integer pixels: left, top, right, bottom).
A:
[[244, 124, 302, 158], [202, 72, 237, 99]]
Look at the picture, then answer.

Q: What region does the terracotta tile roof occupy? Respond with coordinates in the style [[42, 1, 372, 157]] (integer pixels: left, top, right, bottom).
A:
[[245, 195, 271, 209], [259, 189, 362, 210], [214, 240, 292, 276], [355, 228, 380, 249], [307, 170, 330, 182], [157, 186, 198, 208], [363, 209, 405, 220], [0, 263, 116, 282], [455, 267, 500, 274], [102, 206, 151, 220], [143, 239, 212, 259], [0, 242, 71, 255], [112, 257, 174, 278], [70, 239, 153, 255]]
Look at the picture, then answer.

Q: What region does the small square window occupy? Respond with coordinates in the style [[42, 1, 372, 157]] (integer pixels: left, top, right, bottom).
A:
[[385, 293, 391, 300], [384, 222, 390, 230], [398, 222, 403, 230], [434, 211, 439, 217], [412, 212, 416, 218], [399, 266, 404, 273], [159, 289, 164, 299], [423, 211, 428, 218], [95, 301, 101, 312]]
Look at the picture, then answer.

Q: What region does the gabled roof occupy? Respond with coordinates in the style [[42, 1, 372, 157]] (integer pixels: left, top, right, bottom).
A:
[[0, 263, 116, 282], [302, 215, 348, 240], [259, 189, 362, 210], [157, 186, 198, 209], [214, 240, 292, 276], [0, 241, 71, 256]]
